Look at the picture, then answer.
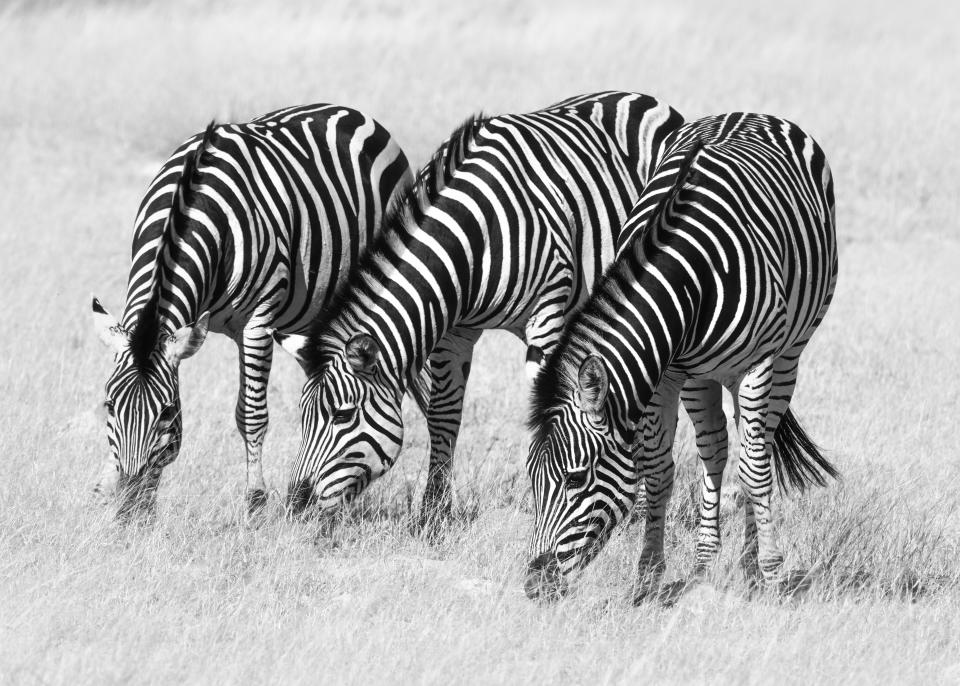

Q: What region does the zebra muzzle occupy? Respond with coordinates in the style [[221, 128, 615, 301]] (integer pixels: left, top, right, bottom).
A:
[[524, 552, 568, 601], [114, 468, 161, 522], [286, 478, 316, 517]]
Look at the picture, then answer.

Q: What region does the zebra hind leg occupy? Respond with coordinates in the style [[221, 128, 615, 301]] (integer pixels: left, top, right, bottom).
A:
[[735, 357, 789, 589], [682, 380, 730, 577], [417, 327, 482, 538], [236, 328, 274, 516], [755, 350, 837, 595]]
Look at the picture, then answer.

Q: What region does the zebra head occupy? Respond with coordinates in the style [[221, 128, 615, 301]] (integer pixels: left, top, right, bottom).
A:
[[277, 332, 404, 517], [90, 297, 209, 517], [524, 354, 638, 601]]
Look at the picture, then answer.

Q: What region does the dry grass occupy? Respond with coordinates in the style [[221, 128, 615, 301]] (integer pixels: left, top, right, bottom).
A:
[[1, 1, 959, 684]]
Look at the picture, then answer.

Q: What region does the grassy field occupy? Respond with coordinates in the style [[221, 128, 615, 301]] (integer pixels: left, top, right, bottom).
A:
[[2, 0, 959, 683]]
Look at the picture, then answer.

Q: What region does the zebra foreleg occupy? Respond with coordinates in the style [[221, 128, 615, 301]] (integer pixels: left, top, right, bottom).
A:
[[235, 328, 273, 516], [418, 327, 482, 536], [633, 377, 682, 603], [682, 380, 730, 576]]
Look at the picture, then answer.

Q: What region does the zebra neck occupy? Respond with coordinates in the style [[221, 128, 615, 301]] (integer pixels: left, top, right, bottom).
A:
[[586, 259, 695, 427], [323, 252, 454, 385]]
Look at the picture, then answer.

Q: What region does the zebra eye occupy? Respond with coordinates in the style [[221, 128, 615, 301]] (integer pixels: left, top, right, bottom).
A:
[[332, 406, 357, 424], [97, 400, 116, 423], [157, 403, 178, 426], [566, 469, 589, 490]]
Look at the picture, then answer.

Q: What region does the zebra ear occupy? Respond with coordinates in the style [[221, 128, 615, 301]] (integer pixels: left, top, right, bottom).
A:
[[345, 333, 380, 374], [163, 312, 210, 365], [274, 332, 312, 372], [91, 296, 128, 353], [577, 355, 609, 416]]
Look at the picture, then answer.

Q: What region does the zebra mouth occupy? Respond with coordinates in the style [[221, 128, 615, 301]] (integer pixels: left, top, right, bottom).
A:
[[286, 477, 317, 516], [114, 466, 162, 522], [524, 552, 569, 601], [286, 454, 370, 517]]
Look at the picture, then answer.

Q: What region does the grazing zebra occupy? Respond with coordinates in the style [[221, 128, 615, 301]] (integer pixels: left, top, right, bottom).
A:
[[524, 112, 839, 601], [275, 91, 685, 525], [90, 104, 411, 516]]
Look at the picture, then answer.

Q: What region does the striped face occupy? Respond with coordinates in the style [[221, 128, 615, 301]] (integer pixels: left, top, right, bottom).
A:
[[99, 351, 183, 514], [285, 334, 404, 516], [91, 298, 208, 517], [525, 356, 638, 600]]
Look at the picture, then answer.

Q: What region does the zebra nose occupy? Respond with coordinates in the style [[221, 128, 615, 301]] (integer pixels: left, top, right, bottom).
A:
[[286, 478, 315, 516], [524, 553, 568, 601]]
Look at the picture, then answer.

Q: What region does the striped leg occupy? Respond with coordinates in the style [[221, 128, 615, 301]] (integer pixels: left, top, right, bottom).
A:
[[681, 381, 729, 574], [419, 327, 482, 533], [736, 356, 784, 586], [235, 327, 273, 515], [634, 376, 682, 602]]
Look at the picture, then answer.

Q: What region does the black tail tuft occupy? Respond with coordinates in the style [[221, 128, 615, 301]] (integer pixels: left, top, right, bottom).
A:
[[772, 408, 839, 494]]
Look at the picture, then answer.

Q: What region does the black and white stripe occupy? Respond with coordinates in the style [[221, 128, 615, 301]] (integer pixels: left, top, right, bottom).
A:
[[275, 92, 684, 524], [524, 112, 839, 600], [91, 104, 411, 515]]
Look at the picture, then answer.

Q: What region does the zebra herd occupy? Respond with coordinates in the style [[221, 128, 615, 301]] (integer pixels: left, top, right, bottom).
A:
[[91, 92, 839, 602]]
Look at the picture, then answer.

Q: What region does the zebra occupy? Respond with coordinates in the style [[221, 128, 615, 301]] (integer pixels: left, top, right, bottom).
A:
[[90, 104, 412, 517], [274, 91, 685, 527], [523, 112, 840, 601]]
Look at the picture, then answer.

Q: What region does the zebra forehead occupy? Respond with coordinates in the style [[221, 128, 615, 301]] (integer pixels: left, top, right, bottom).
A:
[[106, 354, 174, 397], [315, 364, 363, 395]]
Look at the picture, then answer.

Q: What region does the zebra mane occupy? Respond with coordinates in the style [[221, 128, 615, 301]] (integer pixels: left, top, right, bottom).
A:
[[295, 113, 487, 372], [527, 138, 706, 439], [129, 121, 217, 368]]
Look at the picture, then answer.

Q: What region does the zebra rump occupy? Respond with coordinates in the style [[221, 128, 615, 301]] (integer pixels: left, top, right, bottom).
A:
[[772, 407, 839, 493], [291, 114, 487, 375]]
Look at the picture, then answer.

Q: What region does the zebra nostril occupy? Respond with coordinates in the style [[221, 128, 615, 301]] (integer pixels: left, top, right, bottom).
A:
[[287, 478, 315, 516]]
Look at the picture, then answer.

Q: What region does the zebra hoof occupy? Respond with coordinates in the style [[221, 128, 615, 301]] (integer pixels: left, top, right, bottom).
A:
[[411, 511, 450, 541], [632, 563, 667, 605], [246, 489, 268, 516], [412, 499, 454, 540], [775, 569, 815, 598]]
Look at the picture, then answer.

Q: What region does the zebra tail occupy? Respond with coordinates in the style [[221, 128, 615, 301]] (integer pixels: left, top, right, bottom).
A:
[[772, 407, 839, 494]]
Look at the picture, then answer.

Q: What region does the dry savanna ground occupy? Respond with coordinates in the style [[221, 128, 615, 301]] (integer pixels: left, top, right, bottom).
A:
[[1, 1, 959, 684]]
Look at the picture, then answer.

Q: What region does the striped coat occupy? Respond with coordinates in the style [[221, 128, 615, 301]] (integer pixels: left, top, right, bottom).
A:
[[275, 92, 684, 526], [91, 104, 410, 516], [524, 112, 839, 600]]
